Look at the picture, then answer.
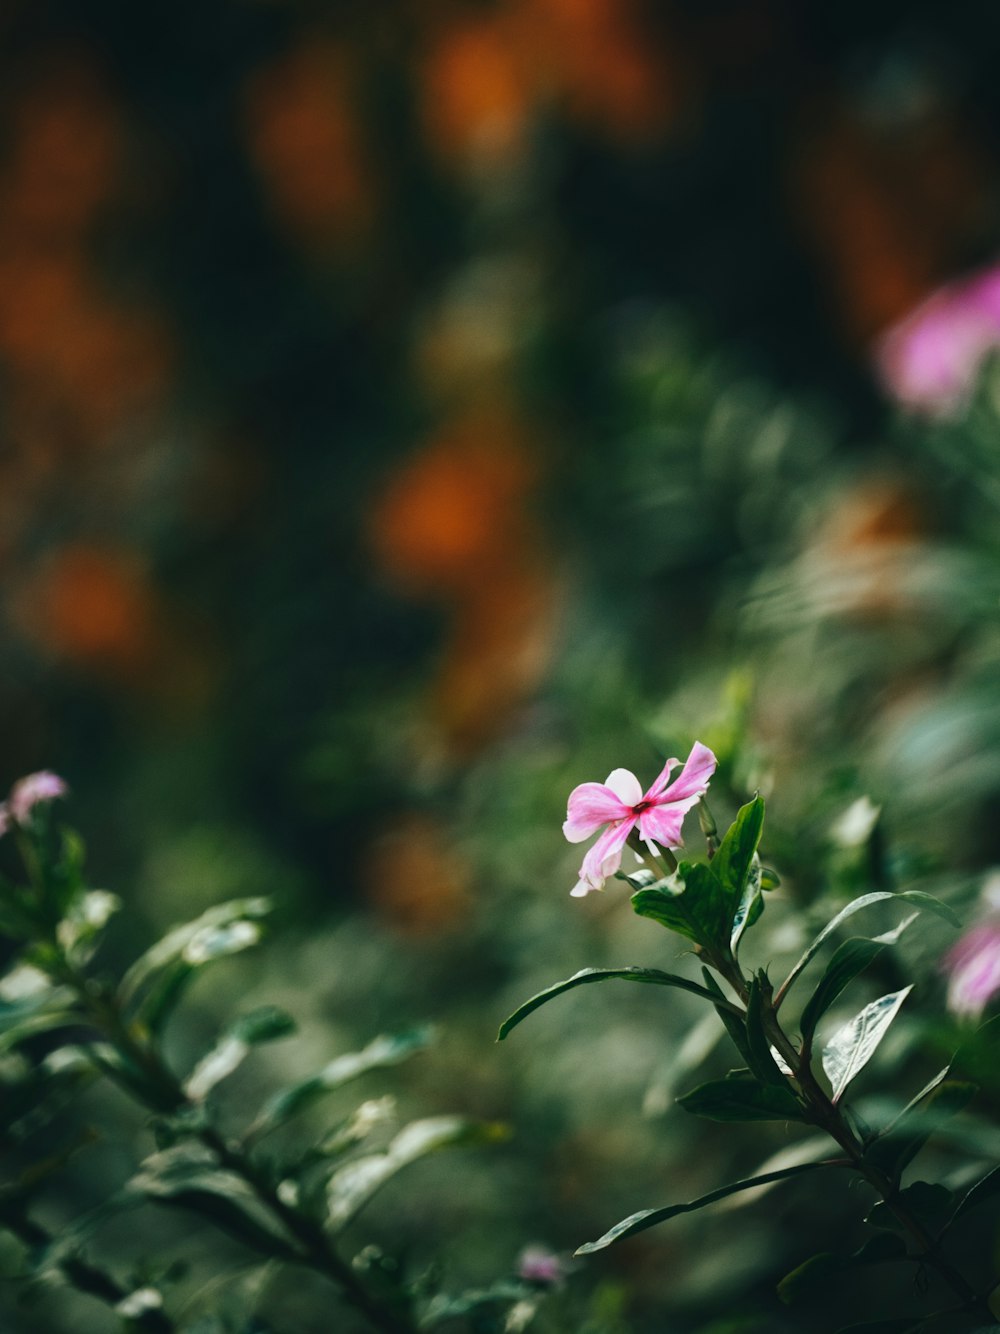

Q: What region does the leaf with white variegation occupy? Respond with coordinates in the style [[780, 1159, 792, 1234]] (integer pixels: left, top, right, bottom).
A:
[[324, 1117, 507, 1230], [246, 1026, 435, 1142], [184, 1006, 296, 1101], [821, 987, 912, 1103], [118, 899, 273, 1035]]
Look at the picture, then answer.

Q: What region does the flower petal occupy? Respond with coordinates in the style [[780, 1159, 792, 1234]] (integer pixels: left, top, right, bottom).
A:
[[655, 741, 717, 805], [8, 771, 69, 823], [575, 819, 634, 894], [563, 782, 630, 843], [604, 768, 643, 807], [637, 804, 686, 849], [645, 757, 680, 799]]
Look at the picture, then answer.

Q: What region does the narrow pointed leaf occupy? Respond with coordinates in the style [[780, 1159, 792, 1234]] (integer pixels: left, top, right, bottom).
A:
[[184, 1007, 296, 1101], [821, 987, 912, 1103], [867, 1080, 977, 1180], [866, 1180, 952, 1232], [778, 1233, 907, 1305], [950, 1163, 1000, 1223], [128, 1148, 299, 1259], [119, 899, 273, 1033], [574, 1161, 831, 1254], [325, 1117, 507, 1230], [730, 865, 764, 956], [497, 967, 733, 1042], [246, 1025, 434, 1141], [677, 1077, 804, 1122], [712, 796, 765, 895], [778, 891, 958, 1006], [745, 974, 787, 1087], [800, 938, 886, 1046], [701, 966, 753, 1065]]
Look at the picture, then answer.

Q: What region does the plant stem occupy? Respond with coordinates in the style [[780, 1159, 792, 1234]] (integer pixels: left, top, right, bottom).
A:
[[708, 953, 989, 1317], [0, 1203, 176, 1332], [63, 970, 417, 1334]]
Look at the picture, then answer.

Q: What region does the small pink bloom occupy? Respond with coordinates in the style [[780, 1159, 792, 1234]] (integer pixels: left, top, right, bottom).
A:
[[517, 1245, 566, 1285], [944, 919, 1000, 1019], [874, 259, 1000, 414], [7, 771, 69, 825], [564, 741, 717, 897]]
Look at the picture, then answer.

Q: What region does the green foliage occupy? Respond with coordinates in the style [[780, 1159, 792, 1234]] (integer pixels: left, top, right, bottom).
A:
[[866, 1078, 979, 1181], [777, 891, 959, 1008], [799, 938, 887, 1047], [0, 807, 514, 1334], [574, 1163, 831, 1254], [821, 987, 913, 1104], [777, 1233, 908, 1306], [497, 967, 734, 1042], [676, 1077, 804, 1123], [631, 796, 766, 957], [118, 898, 274, 1036]]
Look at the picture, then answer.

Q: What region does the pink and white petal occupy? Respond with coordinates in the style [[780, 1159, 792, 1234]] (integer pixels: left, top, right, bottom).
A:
[[578, 819, 634, 890], [657, 741, 717, 804], [603, 768, 643, 807], [638, 804, 686, 849], [563, 782, 630, 842], [645, 757, 679, 799]]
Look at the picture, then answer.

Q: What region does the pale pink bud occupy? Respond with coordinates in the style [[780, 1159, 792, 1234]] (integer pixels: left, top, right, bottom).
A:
[[7, 771, 69, 824]]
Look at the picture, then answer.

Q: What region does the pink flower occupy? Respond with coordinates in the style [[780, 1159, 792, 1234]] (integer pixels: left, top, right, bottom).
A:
[[874, 259, 1000, 414], [564, 741, 717, 898], [944, 919, 1000, 1019], [4, 771, 69, 826], [517, 1245, 566, 1285]]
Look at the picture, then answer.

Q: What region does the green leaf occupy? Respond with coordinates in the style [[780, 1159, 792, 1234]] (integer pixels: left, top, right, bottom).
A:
[[118, 899, 272, 1034], [701, 966, 753, 1066], [715, 797, 766, 954], [246, 1025, 434, 1141], [864, 1184, 949, 1232], [325, 1117, 508, 1230], [0, 977, 80, 1055], [746, 976, 789, 1088], [778, 891, 959, 1007], [730, 866, 764, 957], [745, 973, 788, 1087], [128, 1147, 299, 1259], [677, 1077, 804, 1122], [800, 938, 886, 1046], [821, 987, 912, 1103], [184, 1006, 296, 1101], [950, 1164, 1000, 1224], [632, 797, 767, 955], [56, 890, 121, 966], [497, 966, 733, 1042], [866, 1181, 952, 1232], [631, 862, 729, 952], [778, 1233, 907, 1305], [574, 1162, 831, 1254], [867, 1079, 978, 1180]]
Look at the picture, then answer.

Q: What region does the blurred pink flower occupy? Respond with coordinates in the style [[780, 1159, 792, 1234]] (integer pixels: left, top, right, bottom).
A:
[[945, 918, 1000, 1019], [875, 260, 1000, 414], [564, 741, 716, 898], [4, 771, 69, 827], [517, 1245, 566, 1286]]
